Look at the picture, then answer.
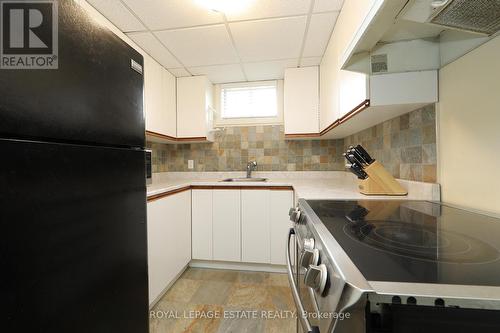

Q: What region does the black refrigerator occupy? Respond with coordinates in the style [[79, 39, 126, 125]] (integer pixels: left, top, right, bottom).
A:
[[1, 1, 149, 332]]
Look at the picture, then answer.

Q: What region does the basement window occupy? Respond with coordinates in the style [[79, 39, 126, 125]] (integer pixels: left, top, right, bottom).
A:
[[215, 80, 283, 126]]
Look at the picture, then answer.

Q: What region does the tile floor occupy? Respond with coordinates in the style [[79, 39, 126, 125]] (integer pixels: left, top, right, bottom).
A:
[[150, 268, 297, 333]]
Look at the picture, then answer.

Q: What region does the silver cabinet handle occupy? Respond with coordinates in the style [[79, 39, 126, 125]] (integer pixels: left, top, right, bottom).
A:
[[286, 228, 320, 333]]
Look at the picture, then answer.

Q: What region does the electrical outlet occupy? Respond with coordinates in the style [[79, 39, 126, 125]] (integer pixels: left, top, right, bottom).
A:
[[188, 160, 194, 170]]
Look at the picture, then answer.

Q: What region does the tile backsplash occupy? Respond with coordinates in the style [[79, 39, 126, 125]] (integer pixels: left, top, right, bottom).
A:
[[148, 104, 437, 182], [147, 126, 345, 172], [344, 104, 437, 182]]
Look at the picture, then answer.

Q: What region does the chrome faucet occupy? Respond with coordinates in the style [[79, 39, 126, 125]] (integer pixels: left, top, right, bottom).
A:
[[246, 161, 257, 178]]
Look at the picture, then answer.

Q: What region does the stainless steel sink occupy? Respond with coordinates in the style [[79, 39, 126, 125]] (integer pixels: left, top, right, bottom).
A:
[[221, 177, 268, 182]]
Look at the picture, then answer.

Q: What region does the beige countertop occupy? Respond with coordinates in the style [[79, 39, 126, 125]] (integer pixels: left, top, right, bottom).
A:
[[147, 172, 440, 201]]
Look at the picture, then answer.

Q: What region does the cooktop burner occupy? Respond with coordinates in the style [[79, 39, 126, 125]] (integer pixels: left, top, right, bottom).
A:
[[344, 220, 500, 264], [305, 200, 500, 286]]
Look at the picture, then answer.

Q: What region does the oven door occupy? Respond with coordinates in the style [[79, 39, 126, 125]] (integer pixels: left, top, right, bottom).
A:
[[287, 228, 321, 333]]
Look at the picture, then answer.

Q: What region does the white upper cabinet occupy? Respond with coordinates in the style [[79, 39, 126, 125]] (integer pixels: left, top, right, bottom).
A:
[[144, 57, 162, 135], [177, 76, 214, 139], [144, 57, 177, 138], [317, 0, 439, 139], [338, 70, 368, 119], [162, 69, 177, 137], [324, 70, 437, 139], [320, 0, 377, 132], [284, 67, 319, 135]]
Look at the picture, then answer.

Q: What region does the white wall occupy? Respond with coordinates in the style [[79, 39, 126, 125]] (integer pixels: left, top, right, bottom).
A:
[[438, 36, 500, 215]]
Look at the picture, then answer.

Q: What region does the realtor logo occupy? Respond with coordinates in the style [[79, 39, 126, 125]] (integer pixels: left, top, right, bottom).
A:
[[1, 0, 58, 69]]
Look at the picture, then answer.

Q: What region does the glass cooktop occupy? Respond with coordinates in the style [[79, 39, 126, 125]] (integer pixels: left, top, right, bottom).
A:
[[305, 200, 500, 286]]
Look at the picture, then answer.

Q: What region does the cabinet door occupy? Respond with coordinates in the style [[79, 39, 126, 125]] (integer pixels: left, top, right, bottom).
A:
[[172, 190, 192, 271], [319, 0, 375, 130], [144, 56, 164, 134], [270, 190, 294, 265], [192, 190, 213, 260], [144, 57, 177, 137], [161, 68, 177, 137], [177, 76, 212, 138], [213, 190, 241, 262], [147, 190, 191, 304], [241, 190, 270, 263], [284, 67, 319, 134], [339, 70, 368, 119]]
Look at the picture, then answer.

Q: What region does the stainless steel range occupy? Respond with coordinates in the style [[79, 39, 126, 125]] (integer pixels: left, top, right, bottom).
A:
[[287, 199, 500, 333]]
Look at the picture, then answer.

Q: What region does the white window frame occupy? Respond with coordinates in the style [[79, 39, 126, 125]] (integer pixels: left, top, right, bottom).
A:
[[214, 80, 284, 127]]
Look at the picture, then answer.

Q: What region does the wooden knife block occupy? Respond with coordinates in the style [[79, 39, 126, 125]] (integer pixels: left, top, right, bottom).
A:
[[359, 161, 408, 196]]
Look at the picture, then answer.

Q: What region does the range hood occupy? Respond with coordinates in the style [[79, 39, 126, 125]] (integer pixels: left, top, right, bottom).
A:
[[401, 0, 500, 36], [341, 0, 500, 73]]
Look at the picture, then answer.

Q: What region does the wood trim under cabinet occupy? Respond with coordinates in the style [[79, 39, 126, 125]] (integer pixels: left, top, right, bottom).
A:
[[146, 130, 207, 143], [147, 185, 191, 202], [319, 120, 341, 136], [146, 130, 176, 141], [176, 136, 209, 142], [148, 185, 294, 201], [189, 185, 215, 190], [190, 185, 293, 191], [338, 99, 371, 125], [284, 99, 370, 139], [284, 132, 322, 139]]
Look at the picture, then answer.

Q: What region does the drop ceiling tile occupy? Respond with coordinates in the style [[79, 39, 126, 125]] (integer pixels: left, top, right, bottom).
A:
[[155, 25, 239, 67], [300, 57, 322, 66], [189, 64, 246, 83], [122, 0, 223, 30], [313, 0, 344, 13], [225, 0, 311, 21], [230, 16, 307, 62], [127, 32, 182, 68], [87, 0, 146, 32], [243, 59, 298, 81], [302, 12, 338, 57], [167, 68, 191, 77]]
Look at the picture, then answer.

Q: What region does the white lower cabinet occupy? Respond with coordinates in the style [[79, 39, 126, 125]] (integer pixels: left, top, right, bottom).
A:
[[191, 188, 294, 266], [192, 189, 213, 260], [213, 190, 241, 261], [270, 190, 294, 265], [147, 190, 191, 305], [241, 190, 271, 263]]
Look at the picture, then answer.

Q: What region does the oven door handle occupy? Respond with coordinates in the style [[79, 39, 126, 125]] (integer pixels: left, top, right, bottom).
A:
[[286, 228, 320, 333]]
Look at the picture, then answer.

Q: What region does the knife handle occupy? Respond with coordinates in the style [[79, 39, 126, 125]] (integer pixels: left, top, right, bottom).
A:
[[349, 149, 368, 166], [355, 145, 375, 164]]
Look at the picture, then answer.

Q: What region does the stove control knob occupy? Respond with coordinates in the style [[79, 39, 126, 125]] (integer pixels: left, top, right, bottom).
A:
[[303, 238, 315, 251], [304, 264, 328, 294], [289, 208, 301, 223], [300, 248, 319, 269]]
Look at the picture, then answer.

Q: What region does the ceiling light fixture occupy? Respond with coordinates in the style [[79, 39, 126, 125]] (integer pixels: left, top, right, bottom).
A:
[[194, 0, 254, 14]]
